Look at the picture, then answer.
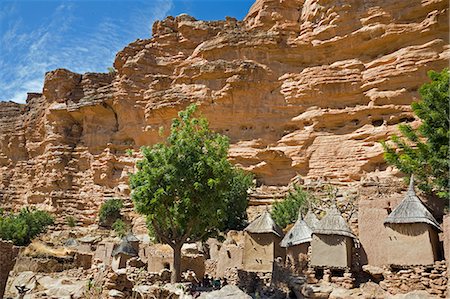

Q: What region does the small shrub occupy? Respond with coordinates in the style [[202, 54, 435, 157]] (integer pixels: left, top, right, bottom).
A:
[[271, 185, 315, 229], [66, 216, 77, 227], [112, 219, 127, 237], [98, 199, 123, 226], [0, 208, 54, 246]]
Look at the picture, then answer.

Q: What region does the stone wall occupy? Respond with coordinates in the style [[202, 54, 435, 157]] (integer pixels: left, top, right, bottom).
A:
[[444, 215, 450, 262], [0, 240, 20, 298], [379, 261, 448, 298]]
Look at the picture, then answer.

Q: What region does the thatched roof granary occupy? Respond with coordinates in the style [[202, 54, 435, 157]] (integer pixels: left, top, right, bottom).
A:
[[112, 238, 138, 257], [304, 210, 319, 230], [383, 176, 441, 266], [314, 205, 356, 239], [384, 177, 441, 231], [244, 210, 283, 236], [311, 205, 355, 269], [281, 212, 313, 248], [243, 209, 284, 272], [281, 210, 313, 273]]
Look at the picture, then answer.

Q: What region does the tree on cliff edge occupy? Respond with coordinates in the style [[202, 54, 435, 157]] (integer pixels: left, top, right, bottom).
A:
[[382, 69, 449, 204], [129, 104, 253, 282]]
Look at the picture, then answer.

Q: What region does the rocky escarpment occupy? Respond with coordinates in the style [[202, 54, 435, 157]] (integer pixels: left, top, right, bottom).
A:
[[0, 0, 448, 223]]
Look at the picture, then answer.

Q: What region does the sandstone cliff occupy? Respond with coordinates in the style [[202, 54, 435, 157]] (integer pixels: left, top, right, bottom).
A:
[[1, 0, 448, 223]]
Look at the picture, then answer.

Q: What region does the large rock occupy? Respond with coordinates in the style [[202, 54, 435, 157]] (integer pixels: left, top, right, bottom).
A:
[[5, 271, 85, 299], [198, 285, 251, 299], [0, 0, 448, 221], [386, 290, 440, 299], [0, 241, 20, 298]]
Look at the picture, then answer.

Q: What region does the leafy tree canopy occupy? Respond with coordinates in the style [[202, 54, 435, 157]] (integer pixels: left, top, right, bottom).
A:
[[130, 104, 253, 281], [271, 185, 316, 228], [0, 208, 54, 246], [382, 69, 449, 202], [98, 198, 123, 226]]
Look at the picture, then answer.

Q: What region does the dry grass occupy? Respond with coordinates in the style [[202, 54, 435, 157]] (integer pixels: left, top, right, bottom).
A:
[[22, 241, 74, 258]]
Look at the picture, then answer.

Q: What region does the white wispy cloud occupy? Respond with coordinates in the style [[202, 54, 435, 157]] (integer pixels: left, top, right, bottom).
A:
[[0, 0, 173, 103]]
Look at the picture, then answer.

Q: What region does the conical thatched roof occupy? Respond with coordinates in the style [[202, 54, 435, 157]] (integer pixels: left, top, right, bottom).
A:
[[244, 210, 283, 237], [384, 177, 441, 231], [313, 205, 356, 238], [304, 210, 319, 230], [64, 238, 79, 247], [112, 239, 138, 257], [125, 233, 139, 243], [280, 212, 313, 247]]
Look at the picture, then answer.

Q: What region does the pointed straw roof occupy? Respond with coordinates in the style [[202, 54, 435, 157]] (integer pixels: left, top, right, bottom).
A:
[[244, 210, 283, 237], [281, 211, 313, 247], [304, 210, 319, 230], [313, 205, 356, 238], [112, 239, 138, 257], [384, 176, 441, 231], [125, 233, 139, 243]]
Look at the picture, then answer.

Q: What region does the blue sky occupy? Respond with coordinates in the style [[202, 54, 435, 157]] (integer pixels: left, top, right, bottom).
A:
[[0, 0, 254, 103]]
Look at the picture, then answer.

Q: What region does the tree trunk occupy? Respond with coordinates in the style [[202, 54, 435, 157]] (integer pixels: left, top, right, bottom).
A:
[[171, 243, 182, 283]]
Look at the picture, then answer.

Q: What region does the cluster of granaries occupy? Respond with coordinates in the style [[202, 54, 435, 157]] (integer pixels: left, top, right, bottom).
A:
[[105, 179, 445, 282]]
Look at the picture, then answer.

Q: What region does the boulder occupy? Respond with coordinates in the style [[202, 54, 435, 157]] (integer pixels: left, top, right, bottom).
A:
[[198, 285, 251, 299], [386, 290, 438, 299]]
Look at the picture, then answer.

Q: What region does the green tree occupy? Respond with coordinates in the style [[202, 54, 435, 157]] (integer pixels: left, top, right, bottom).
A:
[[271, 185, 315, 228], [0, 208, 54, 246], [112, 219, 128, 238], [130, 104, 253, 282], [381, 69, 449, 203], [98, 199, 123, 227]]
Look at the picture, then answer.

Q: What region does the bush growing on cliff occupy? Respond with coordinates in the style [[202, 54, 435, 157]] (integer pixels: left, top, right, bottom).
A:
[[381, 69, 449, 203], [130, 104, 254, 282], [112, 219, 128, 238], [0, 208, 54, 246], [98, 198, 123, 226], [271, 185, 316, 228], [66, 216, 77, 227]]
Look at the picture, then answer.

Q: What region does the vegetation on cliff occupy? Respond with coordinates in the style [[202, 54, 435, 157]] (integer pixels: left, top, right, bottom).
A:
[[98, 198, 124, 227], [271, 186, 316, 228], [382, 69, 449, 203], [0, 208, 54, 246], [130, 104, 253, 282]]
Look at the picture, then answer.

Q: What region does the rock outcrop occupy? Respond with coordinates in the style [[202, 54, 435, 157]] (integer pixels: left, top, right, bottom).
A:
[[0, 0, 448, 223]]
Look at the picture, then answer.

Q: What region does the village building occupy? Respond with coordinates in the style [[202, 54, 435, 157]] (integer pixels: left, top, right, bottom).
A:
[[383, 178, 442, 266], [242, 210, 284, 272], [311, 205, 356, 269], [215, 231, 244, 277], [124, 233, 140, 252], [143, 243, 206, 278], [111, 238, 138, 271], [94, 241, 115, 265], [280, 210, 313, 272], [304, 210, 319, 230]]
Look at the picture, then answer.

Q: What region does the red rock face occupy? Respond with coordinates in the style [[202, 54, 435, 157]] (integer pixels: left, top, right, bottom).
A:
[[0, 0, 448, 223]]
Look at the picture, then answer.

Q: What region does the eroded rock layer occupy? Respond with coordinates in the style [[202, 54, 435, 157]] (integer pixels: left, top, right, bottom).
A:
[[1, 0, 448, 223]]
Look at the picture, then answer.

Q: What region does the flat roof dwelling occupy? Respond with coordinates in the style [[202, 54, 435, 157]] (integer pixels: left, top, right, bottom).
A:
[[111, 238, 138, 271], [281, 210, 313, 273], [311, 205, 356, 269], [384, 177, 442, 266], [243, 210, 284, 272]]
